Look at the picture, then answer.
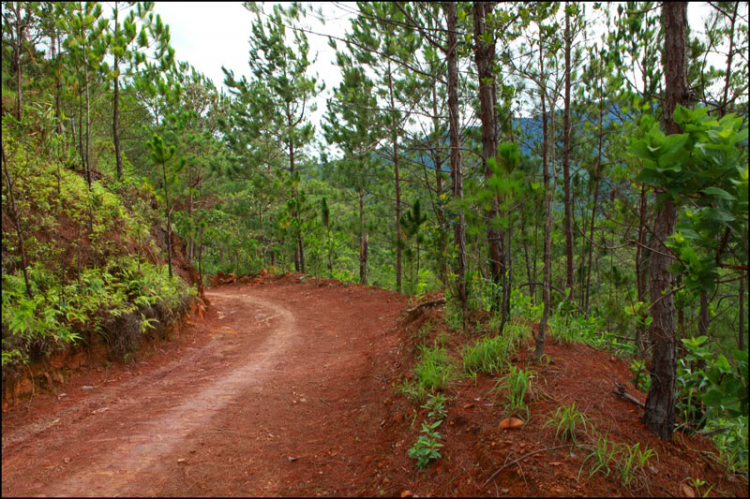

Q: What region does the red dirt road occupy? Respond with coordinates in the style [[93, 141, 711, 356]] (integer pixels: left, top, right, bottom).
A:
[[2, 278, 408, 497]]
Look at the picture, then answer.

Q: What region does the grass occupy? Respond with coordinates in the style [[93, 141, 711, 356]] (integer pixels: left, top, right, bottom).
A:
[[618, 442, 656, 488], [580, 433, 618, 479], [462, 335, 513, 375], [415, 343, 456, 391], [544, 401, 588, 443], [495, 366, 534, 417]]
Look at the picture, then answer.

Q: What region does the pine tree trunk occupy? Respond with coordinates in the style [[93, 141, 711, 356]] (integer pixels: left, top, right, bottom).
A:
[[535, 31, 552, 362], [359, 189, 367, 285], [15, 3, 23, 121], [585, 60, 605, 315], [635, 183, 648, 355], [644, 1, 688, 441], [113, 2, 123, 180], [2, 142, 33, 299], [472, 1, 504, 313], [446, 2, 468, 326], [563, 4, 574, 294], [388, 62, 402, 293]]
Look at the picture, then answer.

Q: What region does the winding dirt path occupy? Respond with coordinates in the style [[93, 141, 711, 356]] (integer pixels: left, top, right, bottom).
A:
[[2, 278, 408, 497]]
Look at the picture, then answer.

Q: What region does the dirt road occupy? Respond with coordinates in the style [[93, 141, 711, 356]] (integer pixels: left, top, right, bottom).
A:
[[2, 278, 408, 497]]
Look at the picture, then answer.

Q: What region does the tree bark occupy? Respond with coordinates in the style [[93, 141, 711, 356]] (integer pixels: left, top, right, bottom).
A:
[[635, 183, 648, 355], [113, 1, 123, 179], [446, 2, 468, 326], [359, 188, 367, 285], [388, 61, 402, 292], [472, 1, 504, 314], [2, 142, 33, 298], [563, 3, 574, 294], [644, 1, 688, 441], [535, 25, 552, 362]]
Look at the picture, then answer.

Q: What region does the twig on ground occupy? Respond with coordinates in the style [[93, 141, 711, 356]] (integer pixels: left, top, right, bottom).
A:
[[482, 444, 568, 487], [612, 382, 645, 408]]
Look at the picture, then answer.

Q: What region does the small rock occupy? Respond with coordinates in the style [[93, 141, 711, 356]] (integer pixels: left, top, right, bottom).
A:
[[648, 466, 658, 475], [82, 385, 95, 390], [177, 458, 187, 464], [401, 491, 413, 498], [680, 483, 695, 497], [287, 457, 298, 462], [63, 457, 71, 464], [501, 489, 509, 494]]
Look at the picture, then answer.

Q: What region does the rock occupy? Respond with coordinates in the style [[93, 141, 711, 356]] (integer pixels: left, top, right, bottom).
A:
[[680, 483, 695, 497]]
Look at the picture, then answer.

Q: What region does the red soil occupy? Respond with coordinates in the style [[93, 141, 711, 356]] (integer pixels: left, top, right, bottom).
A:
[[2, 275, 746, 497]]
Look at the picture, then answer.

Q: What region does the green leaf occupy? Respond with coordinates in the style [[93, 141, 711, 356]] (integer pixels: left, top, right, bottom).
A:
[[635, 167, 663, 186], [702, 187, 736, 201]]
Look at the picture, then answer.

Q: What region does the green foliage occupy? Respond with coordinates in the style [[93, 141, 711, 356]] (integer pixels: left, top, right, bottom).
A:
[[408, 420, 443, 469], [496, 366, 534, 417], [617, 442, 656, 488], [415, 343, 456, 391], [462, 335, 513, 375], [2, 256, 195, 373], [421, 393, 448, 421], [630, 359, 650, 392], [580, 433, 618, 479], [544, 401, 588, 443]]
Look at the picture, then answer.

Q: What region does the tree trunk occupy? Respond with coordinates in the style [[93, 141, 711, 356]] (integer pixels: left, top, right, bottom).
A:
[[472, 1, 504, 313], [388, 61, 402, 292], [446, 2, 468, 326], [535, 29, 552, 362], [15, 3, 23, 121], [2, 142, 33, 298], [635, 183, 648, 355], [644, 1, 688, 441], [162, 161, 173, 279], [359, 189, 367, 285], [113, 2, 123, 179], [585, 57, 605, 315], [563, 3, 574, 294]]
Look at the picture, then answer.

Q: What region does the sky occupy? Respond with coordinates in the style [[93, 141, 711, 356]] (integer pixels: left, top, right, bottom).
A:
[[150, 2, 734, 135], [152, 2, 353, 130]]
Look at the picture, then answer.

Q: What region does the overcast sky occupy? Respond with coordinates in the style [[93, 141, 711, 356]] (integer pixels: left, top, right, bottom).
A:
[[152, 2, 353, 130], [150, 2, 730, 136]]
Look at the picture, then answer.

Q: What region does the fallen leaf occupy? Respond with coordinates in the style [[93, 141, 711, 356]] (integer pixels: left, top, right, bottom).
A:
[[550, 461, 562, 466], [91, 407, 109, 414], [499, 417, 525, 430], [401, 491, 413, 498], [463, 403, 475, 409], [681, 483, 695, 497], [177, 458, 187, 464], [287, 457, 298, 462]]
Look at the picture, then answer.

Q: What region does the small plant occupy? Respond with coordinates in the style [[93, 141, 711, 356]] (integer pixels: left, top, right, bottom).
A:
[[617, 442, 656, 488], [421, 393, 448, 421], [462, 335, 512, 375], [630, 359, 650, 391], [415, 343, 456, 391], [496, 366, 534, 417], [689, 478, 714, 498], [408, 420, 443, 469], [580, 433, 618, 479], [396, 379, 429, 404], [544, 401, 588, 443]]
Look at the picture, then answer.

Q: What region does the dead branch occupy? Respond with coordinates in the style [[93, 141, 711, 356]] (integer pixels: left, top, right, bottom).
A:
[[612, 382, 645, 408], [405, 298, 446, 316]]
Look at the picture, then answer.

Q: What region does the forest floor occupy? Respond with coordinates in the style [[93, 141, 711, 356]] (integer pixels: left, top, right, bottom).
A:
[[2, 274, 746, 497]]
